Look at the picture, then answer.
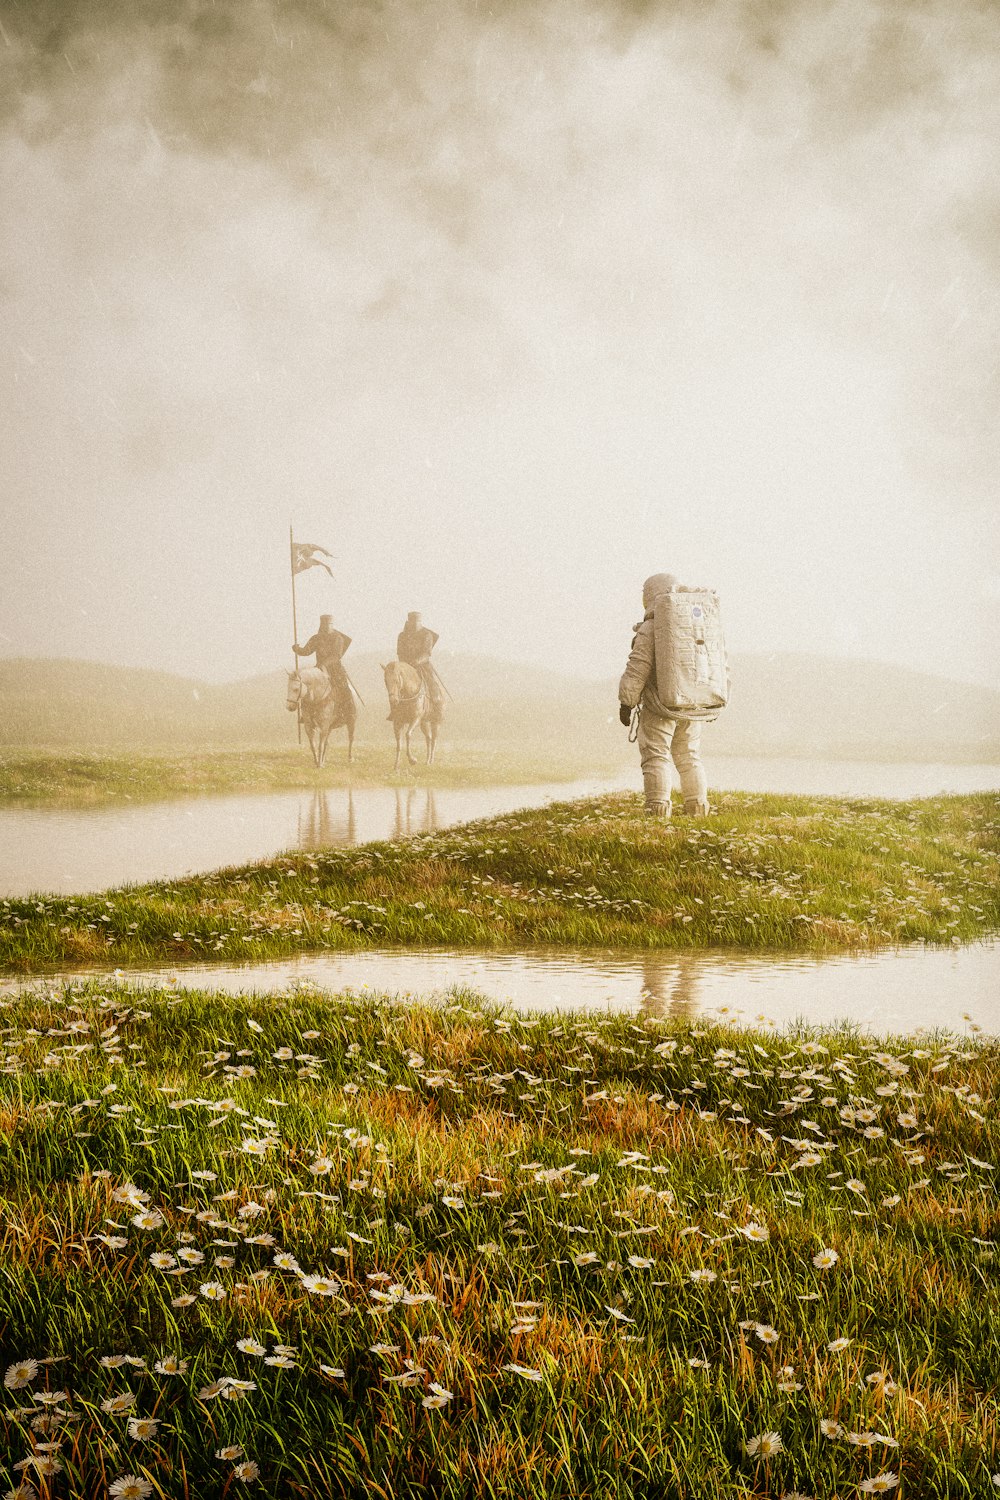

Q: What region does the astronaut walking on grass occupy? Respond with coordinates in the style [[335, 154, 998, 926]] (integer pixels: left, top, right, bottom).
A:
[[618, 572, 729, 819]]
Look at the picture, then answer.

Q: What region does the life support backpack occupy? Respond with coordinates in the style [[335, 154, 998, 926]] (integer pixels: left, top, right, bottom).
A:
[[652, 586, 730, 722]]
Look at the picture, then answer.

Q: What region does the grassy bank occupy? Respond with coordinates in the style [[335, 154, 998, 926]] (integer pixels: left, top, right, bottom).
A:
[[2, 792, 999, 972], [0, 748, 630, 806], [0, 981, 996, 1498]]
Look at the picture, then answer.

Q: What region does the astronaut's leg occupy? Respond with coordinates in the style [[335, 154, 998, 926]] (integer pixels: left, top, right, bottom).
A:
[[671, 719, 710, 815], [637, 712, 674, 816]]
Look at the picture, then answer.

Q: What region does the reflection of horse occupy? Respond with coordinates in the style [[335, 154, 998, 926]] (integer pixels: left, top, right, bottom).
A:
[[393, 786, 441, 838], [299, 789, 357, 849], [286, 668, 356, 768], [640, 954, 700, 1022], [382, 661, 443, 770]]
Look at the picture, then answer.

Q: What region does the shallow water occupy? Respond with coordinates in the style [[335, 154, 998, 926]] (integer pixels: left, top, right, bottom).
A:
[[8, 940, 997, 1036], [2, 758, 998, 897]]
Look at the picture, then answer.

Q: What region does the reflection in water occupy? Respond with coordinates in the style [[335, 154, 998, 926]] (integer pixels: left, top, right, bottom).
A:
[[298, 790, 357, 849], [393, 787, 440, 839], [6, 942, 997, 1036], [4, 760, 1000, 898], [639, 953, 699, 1021]]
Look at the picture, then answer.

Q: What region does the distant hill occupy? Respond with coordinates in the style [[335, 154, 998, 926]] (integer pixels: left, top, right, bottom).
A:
[[1, 653, 998, 762]]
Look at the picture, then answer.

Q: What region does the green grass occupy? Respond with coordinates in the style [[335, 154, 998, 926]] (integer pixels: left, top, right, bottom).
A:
[[0, 748, 628, 807], [2, 792, 999, 973], [0, 981, 996, 1498]]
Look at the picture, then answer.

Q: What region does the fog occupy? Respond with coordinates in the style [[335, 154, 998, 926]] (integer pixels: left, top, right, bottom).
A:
[[1, 0, 998, 687]]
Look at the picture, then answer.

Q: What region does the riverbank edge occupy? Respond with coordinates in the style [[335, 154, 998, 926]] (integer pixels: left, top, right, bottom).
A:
[[0, 747, 633, 805], [2, 790, 998, 974]]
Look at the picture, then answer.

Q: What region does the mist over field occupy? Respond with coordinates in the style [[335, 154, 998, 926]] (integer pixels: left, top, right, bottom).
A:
[[3, 652, 999, 763], [1, 0, 998, 692]]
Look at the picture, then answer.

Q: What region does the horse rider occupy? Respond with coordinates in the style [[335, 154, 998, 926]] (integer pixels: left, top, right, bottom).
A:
[[618, 573, 710, 819], [396, 611, 443, 705], [294, 615, 352, 696]]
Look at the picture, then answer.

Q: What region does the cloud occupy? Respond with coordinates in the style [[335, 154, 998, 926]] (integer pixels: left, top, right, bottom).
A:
[[0, 0, 997, 682]]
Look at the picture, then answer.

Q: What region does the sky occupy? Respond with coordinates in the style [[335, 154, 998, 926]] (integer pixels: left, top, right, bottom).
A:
[[1, 0, 998, 686]]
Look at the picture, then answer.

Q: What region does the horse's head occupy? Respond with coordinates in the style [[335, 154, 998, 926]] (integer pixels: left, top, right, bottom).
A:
[[286, 670, 302, 712]]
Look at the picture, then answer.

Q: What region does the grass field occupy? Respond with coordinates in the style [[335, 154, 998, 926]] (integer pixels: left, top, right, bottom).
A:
[[0, 748, 628, 807], [2, 792, 999, 972], [0, 980, 996, 1498]]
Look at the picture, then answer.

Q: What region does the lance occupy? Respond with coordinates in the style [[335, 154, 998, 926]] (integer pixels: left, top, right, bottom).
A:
[[289, 522, 302, 745], [342, 668, 366, 707], [428, 662, 454, 703]]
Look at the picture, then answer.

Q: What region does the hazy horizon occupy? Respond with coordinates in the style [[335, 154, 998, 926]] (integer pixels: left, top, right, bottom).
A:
[[2, 0, 998, 690]]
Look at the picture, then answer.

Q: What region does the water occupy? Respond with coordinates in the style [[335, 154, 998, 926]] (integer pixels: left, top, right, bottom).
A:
[[7, 941, 997, 1036], [2, 759, 998, 897]]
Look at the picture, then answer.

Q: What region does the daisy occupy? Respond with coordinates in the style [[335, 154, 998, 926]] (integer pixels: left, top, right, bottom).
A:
[[4, 1479, 39, 1500], [149, 1252, 175, 1270], [826, 1338, 851, 1353], [689, 1269, 717, 1283], [744, 1430, 782, 1458], [319, 1365, 346, 1379], [101, 1391, 137, 1415], [131, 1211, 165, 1231], [741, 1223, 769, 1242], [232, 1462, 259, 1481], [812, 1248, 839, 1269], [216, 1444, 245, 1459], [627, 1255, 654, 1269], [21, 1457, 62, 1477], [237, 1339, 267, 1357], [754, 1324, 779, 1345], [859, 1475, 899, 1494], [154, 1355, 187, 1376], [4, 1360, 39, 1390], [502, 1363, 543, 1381], [127, 1417, 159, 1441], [170, 1294, 196, 1308], [108, 1478, 153, 1500], [197, 1379, 229, 1400], [300, 1274, 341, 1296], [199, 1282, 227, 1301], [820, 1418, 843, 1438]]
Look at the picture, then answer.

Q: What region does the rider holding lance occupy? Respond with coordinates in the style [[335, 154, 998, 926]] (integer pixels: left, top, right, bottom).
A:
[[396, 611, 444, 706]]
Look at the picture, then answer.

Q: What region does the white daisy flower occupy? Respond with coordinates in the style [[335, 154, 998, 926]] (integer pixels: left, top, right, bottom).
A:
[[108, 1477, 153, 1500], [744, 1430, 782, 1458], [4, 1359, 39, 1390]]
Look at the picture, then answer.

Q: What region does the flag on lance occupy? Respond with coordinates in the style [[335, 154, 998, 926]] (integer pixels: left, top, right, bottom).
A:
[[291, 541, 333, 577]]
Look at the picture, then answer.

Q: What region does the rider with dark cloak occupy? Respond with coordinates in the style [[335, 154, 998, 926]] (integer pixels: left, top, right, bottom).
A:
[[396, 612, 443, 706], [294, 615, 352, 697]]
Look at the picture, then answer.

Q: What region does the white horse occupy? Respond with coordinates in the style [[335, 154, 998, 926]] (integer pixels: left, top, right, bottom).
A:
[[286, 667, 356, 768], [382, 660, 443, 769]]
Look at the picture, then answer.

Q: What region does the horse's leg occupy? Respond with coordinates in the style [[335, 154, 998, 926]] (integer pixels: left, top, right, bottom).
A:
[[427, 720, 436, 766], [406, 716, 417, 766], [393, 721, 402, 773], [346, 721, 354, 765]]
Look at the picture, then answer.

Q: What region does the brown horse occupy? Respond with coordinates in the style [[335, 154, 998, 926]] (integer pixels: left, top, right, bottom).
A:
[[286, 667, 356, 768], [382, 660, 443, 769]]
